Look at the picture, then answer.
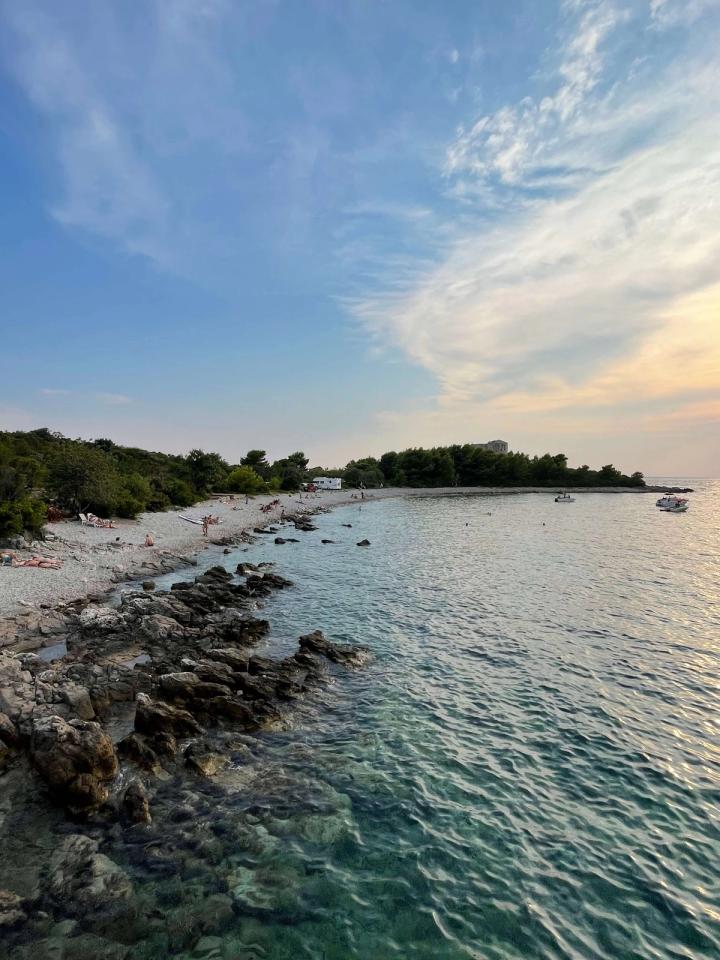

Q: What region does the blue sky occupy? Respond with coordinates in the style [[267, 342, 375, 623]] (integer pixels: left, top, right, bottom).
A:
[[1, 0, 719, 474]]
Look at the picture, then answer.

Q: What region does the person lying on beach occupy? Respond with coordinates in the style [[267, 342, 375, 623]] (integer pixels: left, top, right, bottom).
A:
[[12, 555, 63, 569], [87, 512, 117, 529]]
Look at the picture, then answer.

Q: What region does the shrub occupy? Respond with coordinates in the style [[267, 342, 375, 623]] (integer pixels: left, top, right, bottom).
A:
[[162, 479, 196, 507], [113, 494, 145, 519], [0, 497, 47, 539]]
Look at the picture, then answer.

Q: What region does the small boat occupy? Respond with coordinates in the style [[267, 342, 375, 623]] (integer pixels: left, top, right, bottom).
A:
[[656, 494, 681, 507], [555, 492, 575, 503], [660, 499, 689, 513]]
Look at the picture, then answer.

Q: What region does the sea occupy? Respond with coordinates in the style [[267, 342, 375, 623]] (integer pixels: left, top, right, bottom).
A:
[[6, 480, 720, 960]]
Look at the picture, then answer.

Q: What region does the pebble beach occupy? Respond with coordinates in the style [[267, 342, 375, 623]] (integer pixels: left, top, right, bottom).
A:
[[0, 485, 659, 623]]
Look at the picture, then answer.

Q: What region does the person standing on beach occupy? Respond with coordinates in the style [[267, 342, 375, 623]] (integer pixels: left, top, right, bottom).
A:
[[202, 516, 209, 537]]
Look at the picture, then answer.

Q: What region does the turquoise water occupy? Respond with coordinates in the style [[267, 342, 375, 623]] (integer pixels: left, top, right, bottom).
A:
[[156, 482, 719, 960], [8, 484, 718, 960]]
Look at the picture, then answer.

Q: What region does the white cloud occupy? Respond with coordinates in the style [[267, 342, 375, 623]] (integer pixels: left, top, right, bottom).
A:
[[650, 0, 720, 27], [353, 1, 720, 464], [39, 388, 71, 396], [96, 393, 132, 406], [0, 0, 248, 267], [446, 1, 625, 190]]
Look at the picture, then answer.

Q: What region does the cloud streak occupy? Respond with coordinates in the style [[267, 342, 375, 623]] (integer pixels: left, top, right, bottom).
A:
[[96, 393, 132, 406]]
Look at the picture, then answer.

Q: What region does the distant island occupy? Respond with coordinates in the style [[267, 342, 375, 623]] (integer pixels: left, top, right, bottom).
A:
[[0, 427, 645, 540]]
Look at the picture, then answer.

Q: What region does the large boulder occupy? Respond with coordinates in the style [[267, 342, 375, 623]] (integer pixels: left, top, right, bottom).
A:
[[30, 716, 118, 812], [137, 614, 182, 644], [77, 606, 126, 635], [157, 672, 203, 701], [134, 693, 201, 738], [205, 649, 249, 673], [59, 682, 96, 721]]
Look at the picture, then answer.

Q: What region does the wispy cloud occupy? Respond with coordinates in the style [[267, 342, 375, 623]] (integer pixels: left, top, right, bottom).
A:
[[2, 6, 171, 264], [96, 393, 132, 406], [445, 0, 624, 192], [650, 0, 720, 28], [39, 388, 71, 397], [354, 0, 720, 446], [0, 0, 248, 268]]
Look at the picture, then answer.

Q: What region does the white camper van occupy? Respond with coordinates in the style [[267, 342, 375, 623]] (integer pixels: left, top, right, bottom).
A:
[[313, 477, 342, 491]]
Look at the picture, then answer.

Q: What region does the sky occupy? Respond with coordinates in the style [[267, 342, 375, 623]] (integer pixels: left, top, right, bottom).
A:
[[0, 0, 719, 475]]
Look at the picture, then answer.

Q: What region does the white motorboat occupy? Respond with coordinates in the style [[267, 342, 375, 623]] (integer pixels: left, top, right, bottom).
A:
[[660, 499, 689, 513], [555, 492, 575, 503], [656, 494, 681, 508]]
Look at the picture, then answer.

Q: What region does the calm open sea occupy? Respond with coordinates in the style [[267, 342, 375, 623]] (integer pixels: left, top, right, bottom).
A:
[[164, 479, 718, 960]]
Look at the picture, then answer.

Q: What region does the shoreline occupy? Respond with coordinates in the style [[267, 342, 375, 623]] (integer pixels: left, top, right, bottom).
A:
[[0, 483, 674, 637]]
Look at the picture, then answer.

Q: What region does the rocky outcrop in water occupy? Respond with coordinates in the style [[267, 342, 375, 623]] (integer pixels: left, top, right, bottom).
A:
[[0, 562, 369, 825], [0, 552, 371, 957]]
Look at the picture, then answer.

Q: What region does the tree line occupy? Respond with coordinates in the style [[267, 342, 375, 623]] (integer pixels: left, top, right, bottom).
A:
[[0, 429, 644, 538]]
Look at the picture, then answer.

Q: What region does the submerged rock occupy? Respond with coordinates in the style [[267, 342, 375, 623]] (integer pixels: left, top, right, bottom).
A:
[[184, 740, 228, 777], [0, 889, 26, 930], [46, 834, 133, 914]]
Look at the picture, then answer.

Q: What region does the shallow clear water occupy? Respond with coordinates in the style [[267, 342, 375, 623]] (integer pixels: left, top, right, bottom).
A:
[[9, 484, 720, 960], [167, 481, 718, 960]]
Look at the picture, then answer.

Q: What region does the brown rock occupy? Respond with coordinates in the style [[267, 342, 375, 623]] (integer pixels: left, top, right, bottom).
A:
[[184, 740, 228, 777], [134, 693, 201, 738], [117, 732, 159, 770], [122, 780, 152, 825], [0, 889, 26, 930], [0, 711, 19, 748], [204, 696, 256, 727], [30, 716, 118, 812]]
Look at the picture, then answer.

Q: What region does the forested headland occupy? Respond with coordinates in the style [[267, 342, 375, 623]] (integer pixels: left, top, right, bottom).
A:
[[0, 428, 644, 538]]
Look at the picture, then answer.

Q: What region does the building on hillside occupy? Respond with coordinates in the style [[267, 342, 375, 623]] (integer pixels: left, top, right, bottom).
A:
[[473, 440, 509, 454]]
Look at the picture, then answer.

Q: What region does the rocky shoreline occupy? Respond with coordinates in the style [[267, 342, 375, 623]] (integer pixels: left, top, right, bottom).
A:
[[0, 509, 370, 959]]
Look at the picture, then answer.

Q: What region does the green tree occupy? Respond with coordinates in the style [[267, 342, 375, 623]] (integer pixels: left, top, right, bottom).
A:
[[186, 449, 228, 493], [47, 445, 121, 513], [379, 451, 405, 486], [226, 466, 267, 494], [0, 497, 47, 539], [287, 451, 309, 470], [240, 450, 270, 479], [270, 451, 310, 490], [597, 464, 623, 485], [344, 457, 384, 488]]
